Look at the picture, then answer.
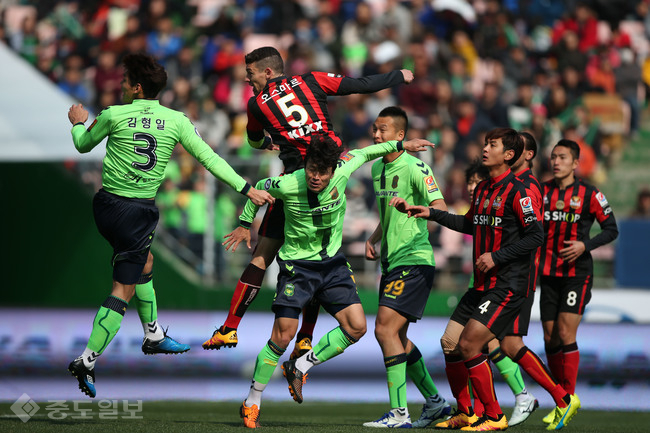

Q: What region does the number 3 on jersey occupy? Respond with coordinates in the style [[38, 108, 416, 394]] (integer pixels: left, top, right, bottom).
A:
[[132, 132, 157, 171], [277, 93, 308, 128]]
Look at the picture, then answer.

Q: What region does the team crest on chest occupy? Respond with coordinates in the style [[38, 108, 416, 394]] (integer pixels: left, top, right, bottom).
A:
[[570, 195, 581, 210], [483, 199, 490, 209], [492, 196, 503, 210], [555, 199, 565, 210], [392, 176, 399, 189], [330, 186, 339, 200]]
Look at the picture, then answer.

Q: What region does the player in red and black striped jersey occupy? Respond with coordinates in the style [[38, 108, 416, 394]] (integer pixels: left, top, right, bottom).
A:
[[539, 139, 618, 423], [203, 46, 414, 354], [392, 128, 579, 430]]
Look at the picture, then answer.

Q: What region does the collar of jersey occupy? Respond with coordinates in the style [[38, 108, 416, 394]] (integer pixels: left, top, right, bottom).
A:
[[489, 168, 512, 187]]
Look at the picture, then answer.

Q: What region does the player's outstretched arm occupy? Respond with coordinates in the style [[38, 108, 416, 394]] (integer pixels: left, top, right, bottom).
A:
[[223, 226, 252, 252], [246, 187, 275, 206], [402, 138, 435, 152], [400, 69, 414, 84], [389, 197, 430, 218]]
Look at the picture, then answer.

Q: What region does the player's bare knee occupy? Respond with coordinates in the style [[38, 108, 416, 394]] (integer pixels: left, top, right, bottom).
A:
[[344, 319, 366, 341], [440, 333, 459, 355]]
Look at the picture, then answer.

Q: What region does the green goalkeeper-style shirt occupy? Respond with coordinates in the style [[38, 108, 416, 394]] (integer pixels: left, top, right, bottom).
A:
[[71, 99, 249, 199], [371, 152, 444, 273], [239, 140, 404, 262]]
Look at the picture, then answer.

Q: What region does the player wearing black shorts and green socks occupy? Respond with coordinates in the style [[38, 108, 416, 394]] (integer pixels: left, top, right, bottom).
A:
[[227, 134, 434, 428], [363, 107, 451, 428], [66, 53, 273, 398]]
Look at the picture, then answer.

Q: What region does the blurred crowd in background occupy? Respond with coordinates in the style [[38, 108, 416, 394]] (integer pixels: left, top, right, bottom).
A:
[[3, 0, 650, 286]]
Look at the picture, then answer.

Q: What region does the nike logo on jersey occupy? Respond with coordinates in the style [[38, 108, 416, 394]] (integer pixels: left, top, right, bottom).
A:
[[401, 270, 410, 277]]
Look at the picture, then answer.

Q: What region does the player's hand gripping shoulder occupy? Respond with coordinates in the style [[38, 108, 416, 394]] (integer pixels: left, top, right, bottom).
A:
[[223, 226, 252, 252], [389, 197, 430, 218], [400, 69, 415, 84], [68, 104, 89, 125], [246, 187, 275, 206], [402, 138, 435, 152]]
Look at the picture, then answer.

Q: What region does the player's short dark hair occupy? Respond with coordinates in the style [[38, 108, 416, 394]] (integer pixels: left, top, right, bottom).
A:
[[519, 131, 538, 168], [304, 133, 340, 173], [485, 127, 523, 166], [377, 106, 409, 136], [465, 158, 490, 183], [245, 46, 284, 74], [122, 53, 167, 98], [554, 139, 581, 160]]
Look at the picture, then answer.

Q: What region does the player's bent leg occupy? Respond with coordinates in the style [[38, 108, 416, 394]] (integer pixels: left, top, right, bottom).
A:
[[204, 237, 282, 350], [291, 299, 320, 360]]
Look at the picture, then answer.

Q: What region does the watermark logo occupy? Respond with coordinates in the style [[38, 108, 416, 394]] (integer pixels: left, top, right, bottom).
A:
[[10, 393, 40, 423], [8, 396, 143, 422]]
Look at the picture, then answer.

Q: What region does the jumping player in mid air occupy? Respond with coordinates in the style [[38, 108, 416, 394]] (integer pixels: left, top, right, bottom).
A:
[[202, 46, 414, 358], [66, 53, 273, 398]]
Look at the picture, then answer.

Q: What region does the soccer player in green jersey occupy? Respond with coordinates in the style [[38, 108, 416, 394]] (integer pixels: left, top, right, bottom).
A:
[[362, 106, 451, 428], [66, 53, 273, 398], [226, 133, 434, 428]]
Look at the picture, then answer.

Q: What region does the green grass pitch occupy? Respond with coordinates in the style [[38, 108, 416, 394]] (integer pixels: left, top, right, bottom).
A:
[[2, 401, 649, 432]]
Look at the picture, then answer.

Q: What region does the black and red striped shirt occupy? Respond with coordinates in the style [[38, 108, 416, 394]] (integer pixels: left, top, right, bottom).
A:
[[429, 169, 543, 296], [246, 70, 404, 173], [515, 168, 543, 290], [540, 177, 618, 277]]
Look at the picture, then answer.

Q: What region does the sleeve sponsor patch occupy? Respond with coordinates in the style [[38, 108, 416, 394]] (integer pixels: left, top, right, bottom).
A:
[[424, 175, 439, 193], [596, 191, 609, 208], [519, 196, 534, 215]]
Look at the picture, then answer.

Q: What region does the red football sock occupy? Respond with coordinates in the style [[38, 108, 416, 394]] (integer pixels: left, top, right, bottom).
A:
[[223, 264, 265, 329], [545, 344, 564, 386], [466, 354, 501, 419], [514, 346, 568, 407], [470, 381, 484, 416], [445, 354, 473, 414], [297, 301, 320, 339], [562, 342, 580, 395]]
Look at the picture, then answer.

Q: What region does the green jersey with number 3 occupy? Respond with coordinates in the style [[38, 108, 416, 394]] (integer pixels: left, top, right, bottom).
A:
[[371, 152, 444, 273], [71, 99, 248, 198], [240, 140, 403, 261]]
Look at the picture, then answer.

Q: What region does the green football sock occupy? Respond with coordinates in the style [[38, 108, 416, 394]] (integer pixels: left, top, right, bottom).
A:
[[386, 354, 408, 409], [86, 296, 128, 355], [406, 345, 440, 398], [133, 273, 157, 323], [489, 347, 525, 395], [312, 326, 357, 363], [253, 340, 285, 385]]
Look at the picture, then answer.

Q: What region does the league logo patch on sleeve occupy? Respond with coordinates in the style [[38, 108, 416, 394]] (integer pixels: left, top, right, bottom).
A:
[[596, 191, 609, 208], [340, 152, 354, 163], [424, 175, 439, 193], [519, 196, 534, 215]]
